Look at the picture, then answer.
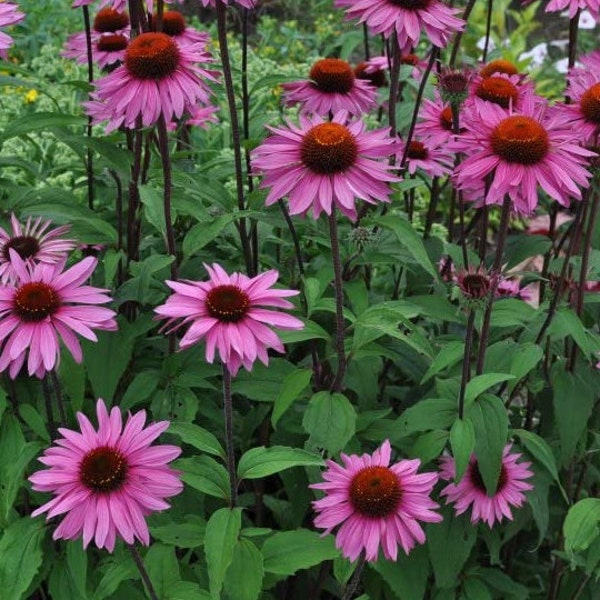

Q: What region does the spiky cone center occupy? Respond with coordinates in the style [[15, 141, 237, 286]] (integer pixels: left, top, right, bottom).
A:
[[80, 446, 128, 493], [93, 8, 130, 33], [389, 0, 431, 9], [125, 32, 180, 80], [459, 273, 491, 299], [490, 116, 549, 165], [440, 105, 454, 131], [354, 62, 386, 88], [349, 466, 402, 518], [206, 284, 250, 323], [2, 235, 40, 260], [438, 70, 470, 105], [580, 83, 600, 125], [469, 461, 508, 496], [309, 58, 355, 94], [401, 53, 419, 66], [476, 76, 519, 109], [161, 11, 186, 36], [407, 140, 429, 160], [14, 282, 60, 322], [480, 59, 518, 79], [97, 33, 128, 53], [300, 123, 358, 175]]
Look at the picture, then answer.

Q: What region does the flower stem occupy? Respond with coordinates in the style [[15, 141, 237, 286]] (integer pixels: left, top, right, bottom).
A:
[[50, 371, 67, 426], [482, 0, 494, 63], [342, 554, 366, 600], [328, 211, 347, 392], [362, 24, 370, 60], [399, 47, 439, 172], [222, 364, 238, 507], [128, 544, 159, 600], [156, 115, 178, 281], [449, 0, 477, 66], [41, 377, 57, 438], [81, 5, 95, 211], [475, 194, 511, 375], [215, 0, 255, 276], [458, 309, 476, 419]]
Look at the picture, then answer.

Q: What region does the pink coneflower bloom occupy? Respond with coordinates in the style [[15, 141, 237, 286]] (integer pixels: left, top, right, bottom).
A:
[[479, 58, 521, 79], [29, 399, 183, 551], [439, 444, 534, 527], [62, 31, 129, 69], [154, 264, 304, 376], [495, 278, 534, 302], [452, 96, 595, 214], [153, 10, 210, 48], [465, 73, 538, 112], [396, 137, 454, 177], [0, 2, 24, 59], [252, 111, 399, 220], [415, 91, 460, 145], [335, 0, 464, 53], [199, 0, 256, 7], [354, 57, 388, 89], [72, 0, 155, 9], [0, 215, 76, 284], [550, 51, 600, 145], [0, 254, 117, 379], [282, 58, 378, 116], [187, 104, 219, 128], [311, 440, 442, 562], [86, 32, 217, 131], [546, 0, 600, 20]]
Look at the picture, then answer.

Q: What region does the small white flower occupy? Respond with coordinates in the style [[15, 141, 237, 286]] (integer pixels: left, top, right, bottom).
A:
[[519, 42, 548, 67], [579, 10, 597, 29], [554, 57, 569, 73]]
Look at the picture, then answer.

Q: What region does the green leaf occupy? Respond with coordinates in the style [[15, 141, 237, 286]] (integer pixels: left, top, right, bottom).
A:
[[261, 530, 339, 575], [204, 508, 242, 600], [466, 395, 508, 495], [0, 517, 45, 600], [548, 308, 593, 358], [150, 516, 205, 549], [83, 316, 155, 402], [271, 368, 313, 427], [564, 498, 600, 556], [464, 373, 515, 406], [506, 343, 544, 393], [463, 577, 493, 600], [551, 361, 597, 463], [396, 399, 457, 437], [421, 341, 464, 383], [91, 559, 136, 600], [139, 185, 170, 241], [231, 359, 297, 402], [372, 544, 429, 599], [302, 392, 356, 454], [167, 422, 225, 460], [476, 568, 529, 599], [223, 539, 264, 600], [237, 446, 324, 480], [1, 111, 84, 140], [428, 511, 477, 588], [373, 214, 438, 278], [409, 430, 449, 464], [183, 215, 236, 258], [144, 544, 180, 599], [450, 418, 475, 483], [512, 429, 565, 500], [176, 456, 230, 501]]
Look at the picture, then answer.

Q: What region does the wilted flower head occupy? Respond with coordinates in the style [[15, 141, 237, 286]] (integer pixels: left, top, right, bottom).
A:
[[311, 440, 442, 562], [29, 399, 183, 551], [456, 265, 496, 301]]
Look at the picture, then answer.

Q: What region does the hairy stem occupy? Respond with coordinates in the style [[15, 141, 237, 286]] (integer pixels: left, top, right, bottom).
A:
[[82, 5, 95, 211], [342, 554, 366, 600], [458, 310, 476, 418]]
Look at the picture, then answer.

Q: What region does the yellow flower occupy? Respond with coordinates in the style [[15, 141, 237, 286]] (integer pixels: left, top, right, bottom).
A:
[[24, 89, 38, 104]]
